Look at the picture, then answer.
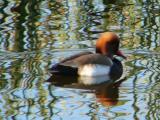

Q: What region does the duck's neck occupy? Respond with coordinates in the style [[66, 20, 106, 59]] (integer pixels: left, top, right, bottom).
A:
[[107, 54, 114, 60], [104, 54, 114, 60]]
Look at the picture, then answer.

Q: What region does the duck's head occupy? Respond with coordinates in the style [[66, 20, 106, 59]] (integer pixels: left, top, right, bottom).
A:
[[96, 32, 126, 59]]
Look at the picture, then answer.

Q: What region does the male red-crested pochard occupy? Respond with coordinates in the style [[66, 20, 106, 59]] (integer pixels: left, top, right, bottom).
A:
[[50, 32, 126, 85]]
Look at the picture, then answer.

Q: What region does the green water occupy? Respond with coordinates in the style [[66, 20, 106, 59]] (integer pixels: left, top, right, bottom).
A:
[[0, 0, 160, 120]]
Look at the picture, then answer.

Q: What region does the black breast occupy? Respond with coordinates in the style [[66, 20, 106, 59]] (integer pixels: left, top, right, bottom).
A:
[[109, 58, 123, 80]]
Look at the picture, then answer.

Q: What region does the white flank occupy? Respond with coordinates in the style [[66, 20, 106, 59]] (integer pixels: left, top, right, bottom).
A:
[[78, 64, 110, 77], [78, 76, 110, 85], [78, 64, 111, 85]]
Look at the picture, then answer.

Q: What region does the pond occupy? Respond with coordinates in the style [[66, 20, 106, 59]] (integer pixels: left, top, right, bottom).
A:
[[0, 0, 160, 120]]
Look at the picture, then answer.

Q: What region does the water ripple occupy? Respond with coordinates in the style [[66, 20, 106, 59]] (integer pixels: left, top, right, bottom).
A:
[[0, 0, 160, 120]]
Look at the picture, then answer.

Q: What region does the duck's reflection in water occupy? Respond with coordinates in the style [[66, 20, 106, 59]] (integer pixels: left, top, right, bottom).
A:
[[47, 75, 125, 106]]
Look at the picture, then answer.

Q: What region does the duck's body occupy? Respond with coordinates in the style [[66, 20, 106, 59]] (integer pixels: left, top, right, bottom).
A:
[[50, 32, 126, 85], [51, 52, 122, 78]]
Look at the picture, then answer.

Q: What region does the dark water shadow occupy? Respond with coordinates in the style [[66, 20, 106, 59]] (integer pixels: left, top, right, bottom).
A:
[[47, 75, 126, 106]]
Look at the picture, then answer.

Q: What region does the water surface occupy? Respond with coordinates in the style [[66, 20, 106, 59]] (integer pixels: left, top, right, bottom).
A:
[[0, 0, 160, 120]]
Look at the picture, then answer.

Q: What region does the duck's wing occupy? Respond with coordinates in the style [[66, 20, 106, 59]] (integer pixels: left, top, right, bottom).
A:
[[50, 52, 92, 75], [59, 53, 113, 67], [60, 51, 93, 63]]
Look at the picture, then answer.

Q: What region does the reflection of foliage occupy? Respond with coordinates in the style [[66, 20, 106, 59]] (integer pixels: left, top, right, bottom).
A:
[[0, 0, 159, 119], [121, 0, 159, 50], [0, 0, 159, 51], [0, 77, 8, 90], [125, 53, 160, 119]]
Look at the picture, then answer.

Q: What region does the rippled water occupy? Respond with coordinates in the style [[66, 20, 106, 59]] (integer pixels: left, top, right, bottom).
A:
[[0, 0, 160, 120]]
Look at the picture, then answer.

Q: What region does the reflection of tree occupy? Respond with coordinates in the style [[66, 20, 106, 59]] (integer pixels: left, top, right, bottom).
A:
[[126, 53, 160, 119], [0, 52, 53, 119], [0, 81, 58, 119], [0, 0, 159, 51], [11, 0, 41, 51], [0, 0, 159, 119], [145, 55, 160, 119], [120, 0, 159, 50], [0, 0, 8, 24], [137, 0, 159, 50]]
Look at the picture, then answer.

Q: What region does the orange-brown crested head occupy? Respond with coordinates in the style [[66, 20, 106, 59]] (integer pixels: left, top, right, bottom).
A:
[[96, 32, 126, 59]]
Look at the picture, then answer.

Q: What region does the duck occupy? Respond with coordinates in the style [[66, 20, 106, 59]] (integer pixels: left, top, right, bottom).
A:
[[50, 32, 126, 85]]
